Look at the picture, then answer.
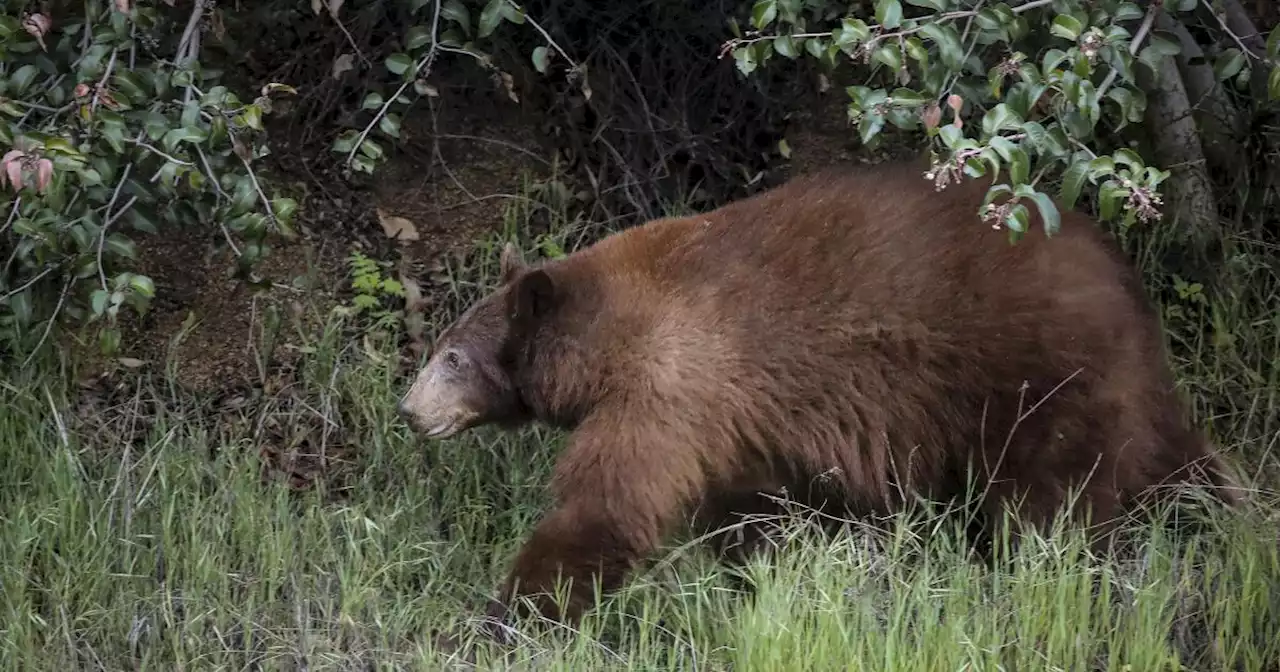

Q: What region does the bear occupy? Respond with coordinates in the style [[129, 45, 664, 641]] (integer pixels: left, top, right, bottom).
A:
[[397, 159, 1240, 643]]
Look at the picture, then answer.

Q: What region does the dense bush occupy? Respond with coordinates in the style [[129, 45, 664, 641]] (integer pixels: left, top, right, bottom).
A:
[[0, 3, 297, 361], [2, 0, 1277, 363]]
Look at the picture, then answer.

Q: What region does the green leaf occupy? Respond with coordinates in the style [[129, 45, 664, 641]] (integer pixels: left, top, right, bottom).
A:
[[478, 0, 504, 38], [939, 124, 964, 149], [273, 196, 299, 224], [1050, 14, 1083, 41], [980, 103, 1021, 137], [531, 46, 550, 73], [889, 87, 927, 106], [1004, 203, 1030, 232], [1007, 146, 1029, 186], [1112, 3, 1144, 22], [332, 130, 360, 154], [441, 0, 471, 35], [1105, 86, 1146, 124], [1137, 34, 1182, 73], [99, 115, 127, 154], [385, 53, 414, 76], [405, 25, 433, 50], [128, 209, 158, 234], [104, 233, 138, 260], [983, 183, 1014, 206], [988, 135, 1016, 161], [129, 274, 156, 299], [1268, 25, 1280, 59], [904, 36, 928, 65], [100, 328, 121, 355], [238, 104, 264, 131], [751, 0, 777, 30], [1112, 147, 1144, 170], [1098, 180, 1126, 221], [805, 36, 826, 59], [859, 113, 886, 145], [733, 46, 758, 76], [7, 288, 32, 326], [918, 21, 965, 70], [775, 35, 798, 58], [1270, 65, 1280, 101], [160, 126, 208, 153], [904, 0, 945, 8], [91, 289, 110, 316], [1059, 158, 1089, 209], [1212, 48, 1247, 82], [144, 111, 169, 141], [362, 92, 384, 110], [1028, 190, 1061, 235], [872, 44, 903, 73], [1041, 48, 1069, 74], [875, 0, 903, 30], [360, 137, 385, 160], [9, 64, 38, 95], [834, 18, 870, 46], [379, 113, 401, 138], [498, 1, 524, 24]]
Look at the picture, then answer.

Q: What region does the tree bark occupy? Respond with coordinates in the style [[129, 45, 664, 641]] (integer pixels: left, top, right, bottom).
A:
[[1138, 12, 1221, 270], [1163, 15, 1245, 179]]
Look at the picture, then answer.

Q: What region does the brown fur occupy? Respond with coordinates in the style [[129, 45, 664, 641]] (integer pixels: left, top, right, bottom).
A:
[[398, 159, 1239, 640]]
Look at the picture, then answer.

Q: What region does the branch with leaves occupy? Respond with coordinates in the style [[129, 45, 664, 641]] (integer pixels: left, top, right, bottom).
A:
[[0, 3, 299, 360], [723, 0, 1280, 242]]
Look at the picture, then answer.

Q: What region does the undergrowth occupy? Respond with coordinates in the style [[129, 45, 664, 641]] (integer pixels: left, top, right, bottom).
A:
[[2, 185, 1280, 671]]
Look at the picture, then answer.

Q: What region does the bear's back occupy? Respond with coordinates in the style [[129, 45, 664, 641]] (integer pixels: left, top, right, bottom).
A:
[[561, 162, 1200, 510]]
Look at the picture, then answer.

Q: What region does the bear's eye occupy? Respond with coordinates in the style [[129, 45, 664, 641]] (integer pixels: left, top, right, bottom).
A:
[[445, 351, 461, 369]]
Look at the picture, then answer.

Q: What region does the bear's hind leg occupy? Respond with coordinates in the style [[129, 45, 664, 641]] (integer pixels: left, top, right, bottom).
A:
[[691, 489, 794, 589]]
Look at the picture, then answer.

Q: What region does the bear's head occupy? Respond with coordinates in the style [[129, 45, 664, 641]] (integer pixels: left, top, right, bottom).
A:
[[397, 241, 556, 439]]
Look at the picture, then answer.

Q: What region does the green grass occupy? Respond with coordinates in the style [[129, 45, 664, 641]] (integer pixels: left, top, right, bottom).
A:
[[3, 186, 1280, 671]]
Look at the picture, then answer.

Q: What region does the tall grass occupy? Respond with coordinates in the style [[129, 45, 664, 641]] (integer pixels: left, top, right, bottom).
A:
[[2, 182, 1279, 671]]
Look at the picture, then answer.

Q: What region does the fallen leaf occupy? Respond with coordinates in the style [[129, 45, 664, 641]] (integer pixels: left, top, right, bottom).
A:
[[399, 271, 427, 357], [332, 53, 355, 79], [377, 208, 420, 241], [117, 357, 146, 368]]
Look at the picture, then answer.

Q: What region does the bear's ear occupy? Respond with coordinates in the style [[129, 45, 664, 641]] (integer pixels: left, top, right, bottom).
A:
[[506, 268, 556, 326], [499, 241, 527, 284]]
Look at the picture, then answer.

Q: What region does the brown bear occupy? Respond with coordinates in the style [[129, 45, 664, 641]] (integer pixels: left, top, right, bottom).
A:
[[398, 159, 1239, 641]]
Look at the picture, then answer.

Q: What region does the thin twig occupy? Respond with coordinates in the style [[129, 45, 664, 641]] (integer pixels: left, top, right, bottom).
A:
[[1, 265, 56, 303], [0, 197, 20, 238], [1203, 0, 1271, 63], [435, 134, 552, 166], [129, 139, 194, 166], [195, 146, 241, 256], [721, 0, 1057, 53], [344, 0, 445, 169], [238, 153, 279, 227], [323, 4, 370, 68], [97, 157, 137, 290], [21, 276, 74, 369], [1098, 1, 1159, 98], [506, 0, 578, 68]]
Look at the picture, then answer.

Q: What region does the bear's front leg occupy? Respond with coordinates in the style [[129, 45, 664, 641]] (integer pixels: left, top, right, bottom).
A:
[[480, 500, 662, 643], [476, 410, 709, 644]]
